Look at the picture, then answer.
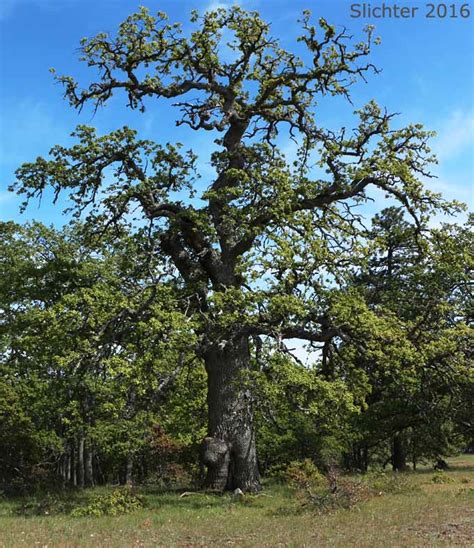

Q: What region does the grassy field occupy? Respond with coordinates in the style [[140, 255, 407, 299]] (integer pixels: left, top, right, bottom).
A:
[[0, 456, 473, 547]]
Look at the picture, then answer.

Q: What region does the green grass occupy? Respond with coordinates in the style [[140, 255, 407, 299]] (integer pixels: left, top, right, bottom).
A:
[[1, 455, 473, 547]]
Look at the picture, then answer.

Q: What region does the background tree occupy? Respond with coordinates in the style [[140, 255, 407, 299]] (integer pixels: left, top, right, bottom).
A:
[[0, 221, 203, 489], [333, 210, 473, 471], [10, 7, 461, 491]]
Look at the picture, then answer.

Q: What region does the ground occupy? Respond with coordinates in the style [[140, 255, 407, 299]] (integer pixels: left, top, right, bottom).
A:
[[0, 456, 473, 547]]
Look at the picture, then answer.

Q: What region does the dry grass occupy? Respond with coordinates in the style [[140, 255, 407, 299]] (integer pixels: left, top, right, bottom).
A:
[[0, 455, 473, 547]]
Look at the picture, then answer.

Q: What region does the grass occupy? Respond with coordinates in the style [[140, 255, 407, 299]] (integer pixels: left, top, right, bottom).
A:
[[0, 455, 473, 547]]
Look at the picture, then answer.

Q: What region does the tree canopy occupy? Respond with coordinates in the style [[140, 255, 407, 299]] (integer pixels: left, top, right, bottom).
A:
[[4, 6, 472, 493]]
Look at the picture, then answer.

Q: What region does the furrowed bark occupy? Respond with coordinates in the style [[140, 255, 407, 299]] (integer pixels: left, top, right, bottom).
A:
[[202, 336, 261, 493]]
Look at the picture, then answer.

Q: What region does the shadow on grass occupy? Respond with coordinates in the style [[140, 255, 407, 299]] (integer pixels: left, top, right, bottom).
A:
[[409, 464, 474, 475], [9, 488, 95, 517], [6, 485, 273, 516], [8, 462, 465, 518]]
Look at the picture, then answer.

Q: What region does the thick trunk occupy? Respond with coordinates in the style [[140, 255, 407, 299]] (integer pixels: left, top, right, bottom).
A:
[[202, 336, 261, 493], [392, 434, 407, 471]]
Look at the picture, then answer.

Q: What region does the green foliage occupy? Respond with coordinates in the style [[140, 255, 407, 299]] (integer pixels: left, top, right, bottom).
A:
[[282, 459, 326, 490], [431, 471, 455, 484], [255, 351, 357, 470], [70, 489, 146, 517], [333, 208, 473, 469], [0, 221, 202, 488], [2, 5, 472, 493]]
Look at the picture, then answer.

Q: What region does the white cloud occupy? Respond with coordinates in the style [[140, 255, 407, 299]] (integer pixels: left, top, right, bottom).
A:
[[426, 177, 473, 205], [0, 190, 15, 204], [0, 190, 21, 222], [285, 339, 321, 367], [205, 0, 241, 12], [432, 110, 474, 161], [0, 99, 69, 168]]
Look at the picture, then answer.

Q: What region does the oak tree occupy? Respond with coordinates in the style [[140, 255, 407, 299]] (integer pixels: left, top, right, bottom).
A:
[[11, 7, 457, 491]]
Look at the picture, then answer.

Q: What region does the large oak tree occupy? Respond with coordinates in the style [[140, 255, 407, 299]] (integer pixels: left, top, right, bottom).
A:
[[11, 7, 458, 492]]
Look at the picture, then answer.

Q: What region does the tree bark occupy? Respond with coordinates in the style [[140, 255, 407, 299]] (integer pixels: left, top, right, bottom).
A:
[[362, 444, 369, 472], [77, 436, 85, 487], [201, 336, 261, 493], [85, 441, 94, 487], [71, 444, 77, 486], [392, 434, 407, 471], [65, 452, 71, 483], [125, 453, 133, 486]]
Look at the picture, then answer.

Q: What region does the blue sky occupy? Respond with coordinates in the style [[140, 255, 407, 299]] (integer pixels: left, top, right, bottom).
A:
[[1, 0, 473, 226]]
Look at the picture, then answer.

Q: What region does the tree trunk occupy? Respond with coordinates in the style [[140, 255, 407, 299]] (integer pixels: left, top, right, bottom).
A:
[[392, 434, 407, 471], [362, 444, 369, 472], [71, 444, 77, 486], [201, 336, 261, 493], [125, 453, 133, 486], [67, 454, 71, 483], [77, 436, 85, 487], [85, 442, 94, 487], [411, 436, 417, 471]]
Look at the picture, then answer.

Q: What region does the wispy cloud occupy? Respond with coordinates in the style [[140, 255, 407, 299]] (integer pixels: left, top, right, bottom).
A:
[[432, 110, 474, 162], [0, 99, 69, 169], [0, 0, 81, 21], [0, 190, 22, 222], [205, 0, 242, 12], [426, 177, 473, 204], [0, 190, 15, 204]]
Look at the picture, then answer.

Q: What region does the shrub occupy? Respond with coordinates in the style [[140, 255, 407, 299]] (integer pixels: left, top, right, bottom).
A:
[[70, 489, 145, 517], [365, 471, 415, 494], [283, 459, 326, 490], [305, 473, 372, 512], [143, 425, 199, 488], [283, 461, 417, 513], [431, 470, 454, 484], [265, 462, 289, 482]]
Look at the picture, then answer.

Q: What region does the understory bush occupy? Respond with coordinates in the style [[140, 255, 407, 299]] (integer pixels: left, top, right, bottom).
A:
[[283, 459, 326, 489], [281, 460, 416, 513], [431, 470, 455, 484], [70, 488, 146, 517]]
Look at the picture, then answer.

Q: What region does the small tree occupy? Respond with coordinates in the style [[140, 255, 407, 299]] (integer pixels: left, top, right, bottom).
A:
[[11, 7, 458, 491]]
